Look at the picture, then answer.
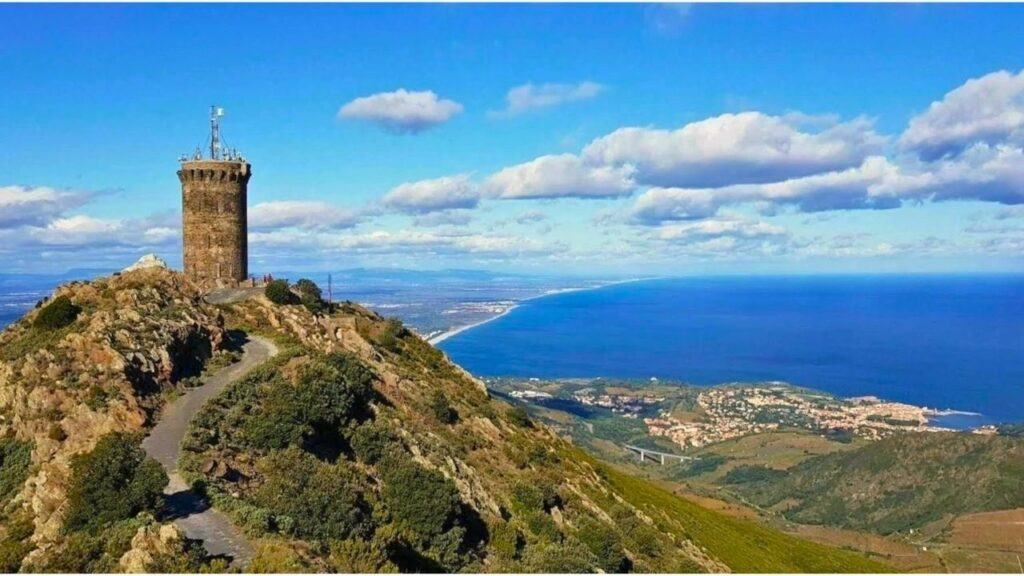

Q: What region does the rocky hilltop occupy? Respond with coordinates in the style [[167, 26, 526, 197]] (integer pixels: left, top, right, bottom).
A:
[[0, 269, 888, 573]]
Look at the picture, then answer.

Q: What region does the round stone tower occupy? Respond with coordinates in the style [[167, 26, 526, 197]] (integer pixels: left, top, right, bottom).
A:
[[178, 107, 250, 286]]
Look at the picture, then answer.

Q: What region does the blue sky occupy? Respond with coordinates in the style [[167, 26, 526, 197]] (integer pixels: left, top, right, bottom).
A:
[[2, 3, 1024, 276]]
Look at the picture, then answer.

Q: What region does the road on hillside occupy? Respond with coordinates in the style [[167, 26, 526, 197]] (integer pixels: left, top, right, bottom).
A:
[[141, 334, 278, 566]]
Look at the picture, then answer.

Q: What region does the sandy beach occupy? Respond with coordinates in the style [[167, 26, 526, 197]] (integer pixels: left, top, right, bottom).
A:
[[427, 277, 651, 345]]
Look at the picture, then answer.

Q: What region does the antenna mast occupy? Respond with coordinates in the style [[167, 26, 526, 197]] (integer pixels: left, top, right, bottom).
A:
[[209, 105, 224, 160]]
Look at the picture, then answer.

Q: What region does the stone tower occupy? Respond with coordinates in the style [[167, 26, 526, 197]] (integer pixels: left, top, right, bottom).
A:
[[178, 107, 250, 286]]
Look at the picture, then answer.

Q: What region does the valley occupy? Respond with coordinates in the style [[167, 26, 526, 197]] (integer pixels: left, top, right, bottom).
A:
[[489, 376, 1024, 573]]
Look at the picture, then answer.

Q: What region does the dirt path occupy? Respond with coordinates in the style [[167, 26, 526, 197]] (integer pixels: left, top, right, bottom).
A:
[[141, 334, 278, 566]]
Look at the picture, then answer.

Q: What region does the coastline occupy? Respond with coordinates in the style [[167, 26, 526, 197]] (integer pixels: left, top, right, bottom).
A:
[[427, 277, 653, 346]]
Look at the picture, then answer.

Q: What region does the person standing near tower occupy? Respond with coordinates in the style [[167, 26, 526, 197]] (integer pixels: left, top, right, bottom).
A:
[[178, 107, 250, 287]]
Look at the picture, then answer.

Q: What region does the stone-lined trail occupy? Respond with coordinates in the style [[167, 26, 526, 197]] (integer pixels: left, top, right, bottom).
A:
[[141, 334, 278, 566]]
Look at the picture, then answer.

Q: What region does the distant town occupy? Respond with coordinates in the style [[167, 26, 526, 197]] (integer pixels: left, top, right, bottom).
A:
[[495, 377, 987, 453]]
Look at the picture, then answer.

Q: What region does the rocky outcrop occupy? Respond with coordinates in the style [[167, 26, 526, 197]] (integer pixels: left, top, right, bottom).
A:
[[118, 523, 184, 573], [122, 254, 169, 273], [0, 268, 228, 564]]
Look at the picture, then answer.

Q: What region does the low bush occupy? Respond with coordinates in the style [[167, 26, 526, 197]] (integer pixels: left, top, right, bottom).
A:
[[721, 464, 787, 485], [350, 421, 396, 465], [264, 280, 298, 305], [295, 279, 327, 314], [294, 278, 322, 300], [380, 459, 462, 539], [328, 537, 399, 573], [576, 517, 631, 573], [243, 353, 374, 452], [430, 391, 458, 425], [0, 438, 33, 507], [253, 448, 373, 540], [0, 510, 35, 572], [33, 295, 80, 329], [63, 433, 168, 533], [507, 406, 532, 428], [378, 318, 406, 351]]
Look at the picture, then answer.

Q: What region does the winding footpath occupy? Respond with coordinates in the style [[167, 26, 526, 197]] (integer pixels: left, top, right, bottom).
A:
[[141, 334, 278, 566]]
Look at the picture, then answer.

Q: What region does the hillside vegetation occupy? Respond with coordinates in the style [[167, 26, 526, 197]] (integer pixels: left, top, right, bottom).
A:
[[727, 431, 1024, 534], [0, 269, 890, 572]]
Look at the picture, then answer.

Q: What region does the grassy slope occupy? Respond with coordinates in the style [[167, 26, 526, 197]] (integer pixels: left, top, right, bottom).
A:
[[586, 456, 891, 573]]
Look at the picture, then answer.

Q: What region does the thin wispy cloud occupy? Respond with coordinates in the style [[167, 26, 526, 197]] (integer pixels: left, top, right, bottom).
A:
[[644, 3, 693, 36], [250, 201, 363, 230], [492, 81, 604, 117]]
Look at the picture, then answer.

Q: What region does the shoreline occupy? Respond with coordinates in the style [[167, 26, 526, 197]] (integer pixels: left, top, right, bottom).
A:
[[427, 277, 654, 345]]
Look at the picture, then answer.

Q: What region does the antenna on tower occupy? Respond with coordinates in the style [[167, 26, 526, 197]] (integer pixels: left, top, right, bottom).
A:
[[209, 105, 224, 160]]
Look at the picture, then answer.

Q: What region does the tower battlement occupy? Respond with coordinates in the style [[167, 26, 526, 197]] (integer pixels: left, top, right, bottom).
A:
[[177, 161, 252, 184], [179, 108, 250, 287]]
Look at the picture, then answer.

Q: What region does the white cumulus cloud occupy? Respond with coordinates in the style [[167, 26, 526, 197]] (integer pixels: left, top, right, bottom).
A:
[[629, 156, 910, 223], [583, 111, 886, 188], [901, 69, 1024, 160], [0, 186, 92, 228], [338, 89, 463, 134], [383, 174, 481, 213], [484, 154, 636, 200]]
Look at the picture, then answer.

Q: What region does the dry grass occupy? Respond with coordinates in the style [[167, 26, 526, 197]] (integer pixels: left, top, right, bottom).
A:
[[947, 508, 1024, 553], [789, 524, 943, 572]]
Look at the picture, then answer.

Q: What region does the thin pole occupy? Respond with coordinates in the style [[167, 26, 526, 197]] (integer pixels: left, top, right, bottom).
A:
[[328, 273, 333, 305], [210, 106, 222, 160]]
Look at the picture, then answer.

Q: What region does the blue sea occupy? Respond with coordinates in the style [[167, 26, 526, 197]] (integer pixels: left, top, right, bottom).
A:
[[440, 276, 1024, 425]]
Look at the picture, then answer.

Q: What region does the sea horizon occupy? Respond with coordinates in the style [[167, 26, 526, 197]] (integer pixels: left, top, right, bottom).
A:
[[439, 274, 1024, 426]]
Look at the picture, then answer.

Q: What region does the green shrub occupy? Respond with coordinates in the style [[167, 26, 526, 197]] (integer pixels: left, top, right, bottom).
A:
[[351, 421, 396, 465], [0, 438, 33, 507], [300, 291, 327, 314], [243, 353, 374, 451], [721, 464, 786, 485], [294, 278, 322, 300], [378, 318, 406, 351], [250, 541, 315, 573], [430, 391, 458, 425], [295, 353, 374, 427], [673, 454, 727, 479], [328, 537, 399, 573], [522, 536, 595, 573], [511, 479, 560, 514], [523, 511, 561, 542], [264, 280, 298, 305], [63, 433, 168, 533], [488, 522, 524, 563], [34, 517, 145, 573], [508, 406, 532, 428], [253, 448, 372, 540], [33, 295, 80, 329], [380, 459, 462, 538], [35, 530, 106, 572], [511, 482, 544, 512], [576, 517, 631, 573], [0, 510, 35, 572], [243, 376, 306, 450], [295, 279, 327, 314]]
